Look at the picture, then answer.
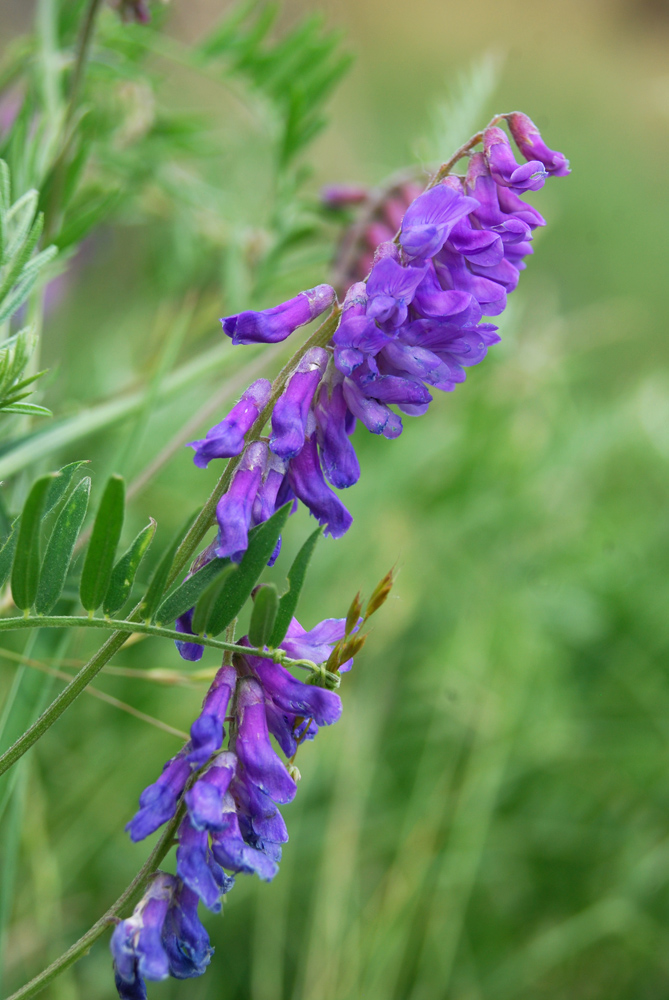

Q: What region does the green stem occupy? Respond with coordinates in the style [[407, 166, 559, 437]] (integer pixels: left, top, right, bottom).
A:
[[43, 0, 105, 242], [3, 804, 184, 1000]]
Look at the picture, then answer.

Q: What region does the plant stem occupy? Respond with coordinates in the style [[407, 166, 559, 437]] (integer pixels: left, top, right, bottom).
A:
[[43, 0, 105, 242], [3, 804, 184, 1000]]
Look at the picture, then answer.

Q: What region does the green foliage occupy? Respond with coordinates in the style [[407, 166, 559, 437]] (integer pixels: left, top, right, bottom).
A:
[[249, 582, 279, 647], [270, 524, 321, 646], [190, 563, 237, 636], [0, 167, 57, 324], [10, 473, 57, 611], [154, 555, 232, 626], [102, 518, 156, 617], [139, 510, 199, 622], [79, 474, 125, 613], [35, 476, 90, 614]]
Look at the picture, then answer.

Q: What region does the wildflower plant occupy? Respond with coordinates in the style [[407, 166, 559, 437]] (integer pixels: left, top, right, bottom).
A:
[[0, 2, 568, 998]]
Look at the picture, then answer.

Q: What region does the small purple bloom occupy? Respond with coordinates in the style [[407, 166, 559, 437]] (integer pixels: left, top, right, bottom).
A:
[[222, 285, 335, 345], [465, 154, 534, 244], [483, 126, 547, 193], [250, 657, 342, 726], [176, 816, 225, 913], [287, 435, 353, 538], [270, 347, 328, 459], [175, 608, 206, 662], [188, 380, 271, 467], [411, 262, 481, 326], [314, 381, 360, 489], [446, 216, 504, 267], [161, 883, 214, 980], [348, 358, 433, 407], [215, 442, 267, 560], [126, 749, 191, 842], [210, 792, 279, 881], [399, 183, 478, 260], [111, 873, 174, 992], [234, 678, 297, 804], [281, 616, 355, 671], [507, 112, 570, 177], [333, 283, 392, 374], [366, 258, 427, 329], [187, 665, 237, 768], [435, 248, 507, 317], [342, 377, 403, 438], [496, 185, 546, 228], [232, 769, 289, 849], [185, 752, 237, 831]]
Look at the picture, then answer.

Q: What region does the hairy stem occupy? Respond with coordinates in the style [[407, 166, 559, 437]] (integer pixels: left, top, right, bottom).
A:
[[3, 804, 184, 1000]]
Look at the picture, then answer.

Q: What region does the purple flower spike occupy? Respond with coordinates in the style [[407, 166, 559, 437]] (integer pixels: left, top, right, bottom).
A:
[[366, 258, 427, 330], [222, 285, 335, 345], [177, 816, 225, 913], [507, 112, 570, 177], [399, 183, 478, 260], [185, 752, 237, 831], [215, 442, 267, 560], [235, 678, 297, 804], [126, 749, 191, 842], [483, 126, 547, 193], [342, 377, 403, 439], [270, 347, 329, 459], [188, 380, 271, 468], [287, 435, 354, 538], [210, 792, 279, 880], [111, 873, 174, 991], [314, 381, 361, 489], [162, 883, 213, 980], [187, 665, 237, 768]]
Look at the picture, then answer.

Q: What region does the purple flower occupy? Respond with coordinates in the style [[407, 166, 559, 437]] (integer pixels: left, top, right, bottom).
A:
[[366, 258, 427, 330], [188, 380, 271, 467], [215, 442, 267, 560], [161, 883, 214, 980], [231, 769, 289, 855], [175, 609, 205, 663], [483, 126, 547, 193], [434, 247, 507, 317], [185, 752, 237, 831], [187, 665, 237, 768], [222, 285, 335, 345], [126, 748, 191, 842], [210, 791, 279, 880], [176, 816, 226, 912], [465, 154, 534, 244], [342, 376, 403, 438], [333, 283, 391, 375], [507, 112, 570, 177], [287, 435, 353, 538], [348, 357, 433, 407], [314, 380, 360, 489], [234, 678, 297, 804], [280, 615, 354, 671], [399, 183, 478, 260], [270, 348, 329, 459], [411, 262, 481, 326], [496, 185, 546, 228], [111, 874, 174, 993], [248, 655, 342, 726]]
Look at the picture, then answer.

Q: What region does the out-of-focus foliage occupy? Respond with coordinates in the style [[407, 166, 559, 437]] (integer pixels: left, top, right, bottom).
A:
[[0, 1, 667, 1000]]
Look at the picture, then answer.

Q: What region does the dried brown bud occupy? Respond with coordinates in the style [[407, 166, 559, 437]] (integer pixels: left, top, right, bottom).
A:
[[345, 592, 364, 636], [365, 568, 395, 619]]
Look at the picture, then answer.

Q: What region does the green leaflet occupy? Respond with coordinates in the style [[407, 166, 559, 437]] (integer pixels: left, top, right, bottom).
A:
[[249, 583, 279, 648], [79, 475, 125, 613], [140, 510, 199, 623], [206, 502, 292, 638], [191, 564, 238, 636], [103, 518, 156, 617], [155, 556, 232, 627], [269, 525, 322, 646], [10, 473, 58, 611], [34, 478, 91, 615], [44, 461, 89, 516], [0, 517, 19, 590]]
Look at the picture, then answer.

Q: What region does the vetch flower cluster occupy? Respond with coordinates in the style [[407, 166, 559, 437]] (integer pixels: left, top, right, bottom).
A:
[[115, 607, 367, 997], [175, 115, 567, 661]]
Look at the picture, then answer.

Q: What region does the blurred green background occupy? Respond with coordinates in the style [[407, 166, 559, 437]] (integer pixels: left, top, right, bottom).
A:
[[2, 0, 669, 998]]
